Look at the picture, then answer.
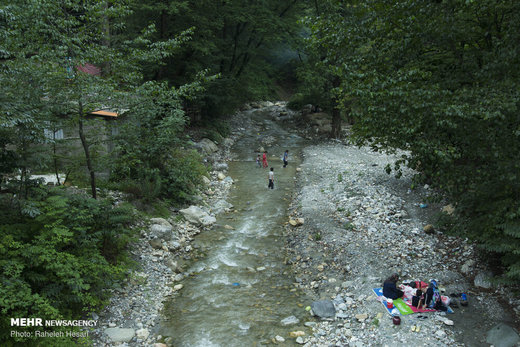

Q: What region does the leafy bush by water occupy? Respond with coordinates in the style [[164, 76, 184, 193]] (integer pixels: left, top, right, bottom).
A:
[[0, 187, 135, 344]]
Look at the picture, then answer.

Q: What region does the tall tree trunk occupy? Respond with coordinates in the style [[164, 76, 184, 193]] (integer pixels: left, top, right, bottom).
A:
[[330, 76, 342, 138], [52, 129, 60, 185], [78, 102, 97, 199]]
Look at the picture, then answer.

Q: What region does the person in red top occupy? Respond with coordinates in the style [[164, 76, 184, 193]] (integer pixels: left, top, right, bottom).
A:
[[262, 151, 268, 168]]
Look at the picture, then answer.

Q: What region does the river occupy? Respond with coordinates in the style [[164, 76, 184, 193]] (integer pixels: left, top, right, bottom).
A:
[[159, 107, 310, 346]]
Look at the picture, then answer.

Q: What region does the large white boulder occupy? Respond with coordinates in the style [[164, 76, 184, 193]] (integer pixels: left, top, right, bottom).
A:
[[197, 138, 218, 154], [180, 206, 216, 227]]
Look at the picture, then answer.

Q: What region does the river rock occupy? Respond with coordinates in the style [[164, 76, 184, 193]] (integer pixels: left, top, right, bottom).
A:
[[149, 238, 163, 250], [197, 138, 218, 154], [486, 323, 520, 347], [217, 172, 226, 180], [212, 199, 233, 214], [275, 335, 285, 342], [166, 258, 181, 273], [296, 336, 304, 344], [180, 206, 216, 227], [435, 330, 446, 338], [104, 328, 135, 343], [355, 313, 368, 322], [149, 224, 173, 241], [202, 176, 211, 185], [281, 316, 299, 326], [214, 163, 229, 171], [474, 271, 493, 289], [423, 224, 435, 234], [155, 344, 168, 347], [310, 300, 336, 318], [136, 328, 150, 340], [289, 331, 305, 337], [461, 259, 475, 274], [173, 284, 183, 291], [150, 218, 171, 227], [223, 137, 234, 147], [295, 218, 304, 226]]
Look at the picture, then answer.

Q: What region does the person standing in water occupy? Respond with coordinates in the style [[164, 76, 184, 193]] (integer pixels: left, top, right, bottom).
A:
[[268, 167, 274, 189], [256, 154, 261, 167], [282, 150, 289, 168], [262, 151, 268, 168]]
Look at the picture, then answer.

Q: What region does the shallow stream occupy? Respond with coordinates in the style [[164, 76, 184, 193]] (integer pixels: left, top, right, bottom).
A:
[[159, 108, 310, 346]]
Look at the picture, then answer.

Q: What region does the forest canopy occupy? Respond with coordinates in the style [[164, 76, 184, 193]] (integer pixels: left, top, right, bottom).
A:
[[301, 0, 520, 283]]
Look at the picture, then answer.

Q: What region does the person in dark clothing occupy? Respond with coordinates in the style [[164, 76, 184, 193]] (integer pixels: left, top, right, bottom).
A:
[[424, 280, 447, 311], [282, 150, 289, 168], [412, 289, 424, 308], [382, 273, 404, 300]]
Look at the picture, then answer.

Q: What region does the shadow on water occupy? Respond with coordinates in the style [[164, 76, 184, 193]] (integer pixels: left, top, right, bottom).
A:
[[159, 108, 311, 346]]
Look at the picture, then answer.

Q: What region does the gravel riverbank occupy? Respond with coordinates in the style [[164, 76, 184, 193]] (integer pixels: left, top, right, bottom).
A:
[[284, 141, 519, 346]]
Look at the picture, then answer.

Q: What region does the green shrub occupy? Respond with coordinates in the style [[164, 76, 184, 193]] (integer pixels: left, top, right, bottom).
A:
[[0, 187, 135, 344], [287, 92, 306, 110], [204, 128, 224, 144], [162, 149, 207, 203]]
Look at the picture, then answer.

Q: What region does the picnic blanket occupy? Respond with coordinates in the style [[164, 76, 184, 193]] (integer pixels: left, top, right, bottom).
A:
[[373, 287, 440, 315]]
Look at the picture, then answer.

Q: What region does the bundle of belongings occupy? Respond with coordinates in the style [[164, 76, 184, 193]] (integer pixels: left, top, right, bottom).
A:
[[373, 279, 454, 315]]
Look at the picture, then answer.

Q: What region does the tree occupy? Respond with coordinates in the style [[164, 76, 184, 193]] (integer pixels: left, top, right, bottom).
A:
[[1, 0, 193, 199], [127, 0, 306, 117], [304, 0, 520, 283]]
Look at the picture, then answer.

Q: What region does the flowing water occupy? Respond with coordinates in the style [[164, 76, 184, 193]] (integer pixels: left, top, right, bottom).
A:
[[159, 107, 310, 346]]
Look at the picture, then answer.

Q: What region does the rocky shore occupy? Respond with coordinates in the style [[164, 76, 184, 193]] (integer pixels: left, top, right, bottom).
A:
[[89, 131, 241, 346], [284, 141, 520, 346]]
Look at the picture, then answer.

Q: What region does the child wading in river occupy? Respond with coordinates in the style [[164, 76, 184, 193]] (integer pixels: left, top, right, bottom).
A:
[[268, 167, 274, 189], [282, 150, 289, 168]]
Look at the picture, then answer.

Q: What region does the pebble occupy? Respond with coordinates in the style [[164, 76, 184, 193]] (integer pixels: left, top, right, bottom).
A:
[[289, 331, 305, 338]]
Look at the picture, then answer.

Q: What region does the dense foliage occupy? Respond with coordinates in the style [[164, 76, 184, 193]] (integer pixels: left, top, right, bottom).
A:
[[305, 0, 520, 283], [110, 81, 208, 202], [0, 0, 208, 344], [0, 187, 135, 345], [127, 0, 305, 117]]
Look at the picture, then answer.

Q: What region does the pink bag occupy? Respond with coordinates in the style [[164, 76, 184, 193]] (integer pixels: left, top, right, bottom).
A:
[[441, 295, 451, 306]]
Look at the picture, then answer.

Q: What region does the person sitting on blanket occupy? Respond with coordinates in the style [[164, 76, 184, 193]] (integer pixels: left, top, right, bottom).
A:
[[383, 273, 404, 300], [412, 288, 426, 308], [424, 280, 448, 311]]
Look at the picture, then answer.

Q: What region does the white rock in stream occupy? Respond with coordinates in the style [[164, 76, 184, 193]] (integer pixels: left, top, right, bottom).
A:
[[180, 206, 216, 227], [281, 316, 299, 326]]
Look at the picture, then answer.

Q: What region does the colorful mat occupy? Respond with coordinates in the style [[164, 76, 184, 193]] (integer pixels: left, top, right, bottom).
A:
[[373, 287, 438, 315]]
